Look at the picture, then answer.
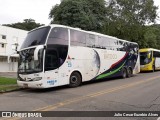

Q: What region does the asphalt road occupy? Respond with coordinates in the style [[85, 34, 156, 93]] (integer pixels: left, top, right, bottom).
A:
[[0, 71, 160, 120]]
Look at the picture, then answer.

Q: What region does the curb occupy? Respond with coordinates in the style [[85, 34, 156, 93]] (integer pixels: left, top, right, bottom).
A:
[[0, 87, 25, 94]]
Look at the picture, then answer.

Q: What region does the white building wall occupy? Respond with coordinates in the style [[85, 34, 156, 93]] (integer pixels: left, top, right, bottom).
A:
[[0, 59, 9, 72], [0, 25, 28, 72]]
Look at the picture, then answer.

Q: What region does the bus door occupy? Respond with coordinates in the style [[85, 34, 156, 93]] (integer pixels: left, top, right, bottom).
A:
[[153, 51, 160, 70], [44, 48, 59, 86]]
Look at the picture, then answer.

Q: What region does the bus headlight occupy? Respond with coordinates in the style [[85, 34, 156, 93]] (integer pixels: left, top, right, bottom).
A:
[[140, 65, 145, 68], [33, 77, 42, 81]]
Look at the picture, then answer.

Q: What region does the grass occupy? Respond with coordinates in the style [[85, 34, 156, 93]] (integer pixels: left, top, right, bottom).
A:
[[0, 77, 20, 92], [0, 77, 17, 85]]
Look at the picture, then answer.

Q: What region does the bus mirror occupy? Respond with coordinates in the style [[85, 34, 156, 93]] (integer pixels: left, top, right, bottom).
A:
[[34, 45, 44, 61]]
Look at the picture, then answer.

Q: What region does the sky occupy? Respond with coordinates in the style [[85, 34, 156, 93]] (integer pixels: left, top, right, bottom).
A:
[[0, 0, 160, 25], [0, 0, 60, 25]]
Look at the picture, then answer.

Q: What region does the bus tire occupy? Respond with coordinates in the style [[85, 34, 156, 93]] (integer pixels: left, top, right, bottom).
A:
[[69, 72, 82, 87], [127, 67, 132, 78], [121, 67, 127, 79], [152, 65, 155, 72]]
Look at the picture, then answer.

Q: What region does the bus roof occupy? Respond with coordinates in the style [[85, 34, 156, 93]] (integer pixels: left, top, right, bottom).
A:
[[139, 48, 160, 52], [31, 24, 138, 45], [51, 24, 138, 45]]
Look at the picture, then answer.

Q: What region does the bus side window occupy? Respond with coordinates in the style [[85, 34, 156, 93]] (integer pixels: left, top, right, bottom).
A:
[[45, 49, 59, 71], [153, 51, 160, 57], [58, 47, 68, 65], [86, 34, 95, 47], [98, 36, 107, 49], [70, 30, 86, 47], [118, 41, 127, 52]]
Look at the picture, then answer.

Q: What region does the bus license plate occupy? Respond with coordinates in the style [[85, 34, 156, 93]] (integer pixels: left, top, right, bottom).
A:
[[23, 84, 28, 88]]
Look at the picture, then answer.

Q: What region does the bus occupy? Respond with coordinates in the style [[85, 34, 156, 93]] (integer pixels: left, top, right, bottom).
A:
[[17, 24, 140, 88], [140, 48, 160, 72]]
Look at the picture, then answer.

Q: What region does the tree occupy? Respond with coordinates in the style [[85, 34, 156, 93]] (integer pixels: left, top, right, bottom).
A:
[[103, 0, 158, 48], [152, 24, 160, 49], [49, 0, 107, 32], [3, 19, 44, 31], [143, 24, 160, 49]]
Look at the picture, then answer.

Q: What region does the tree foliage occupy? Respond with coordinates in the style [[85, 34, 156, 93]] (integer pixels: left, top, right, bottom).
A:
[[49, 0, 107, 32], [3, 19, 44, 31], [103, 0, 158, 46], [143, 24, 160, 49]]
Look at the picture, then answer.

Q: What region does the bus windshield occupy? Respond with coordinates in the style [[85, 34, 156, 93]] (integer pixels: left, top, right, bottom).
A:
[[18, 48, 43, 74], [21, 26, 51, 49], [140, 51, 152, 65]]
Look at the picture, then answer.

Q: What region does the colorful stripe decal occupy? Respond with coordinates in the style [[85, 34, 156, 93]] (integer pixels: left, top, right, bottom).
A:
[[96, 61, 126, 80], [110, 52, 128, 69]]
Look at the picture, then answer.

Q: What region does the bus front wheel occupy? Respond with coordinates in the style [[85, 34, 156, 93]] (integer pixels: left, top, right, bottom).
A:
[[69, 72, 82, 87], [152, 65, 155, 72]]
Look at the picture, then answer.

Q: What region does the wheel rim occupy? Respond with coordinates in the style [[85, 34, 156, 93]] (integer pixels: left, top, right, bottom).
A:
[[128, 69, 131, 75], [71, 76, 78, 84]]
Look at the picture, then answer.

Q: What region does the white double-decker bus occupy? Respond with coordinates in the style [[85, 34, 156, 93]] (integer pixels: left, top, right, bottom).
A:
[[17, 24, 140, 88]]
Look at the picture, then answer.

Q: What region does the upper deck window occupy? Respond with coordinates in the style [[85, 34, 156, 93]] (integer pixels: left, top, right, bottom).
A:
[[47, 27, 68, 45], [70, 30, 86, 46]]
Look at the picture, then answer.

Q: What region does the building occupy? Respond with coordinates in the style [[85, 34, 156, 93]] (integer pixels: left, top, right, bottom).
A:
[[0, 25, 28, 72]]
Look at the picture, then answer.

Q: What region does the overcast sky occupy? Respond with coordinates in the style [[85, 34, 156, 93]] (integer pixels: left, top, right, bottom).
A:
[[0, 0, 160, 25]]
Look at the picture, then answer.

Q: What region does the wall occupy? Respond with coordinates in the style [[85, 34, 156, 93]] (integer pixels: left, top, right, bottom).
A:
[[0, 25, 28, 72]]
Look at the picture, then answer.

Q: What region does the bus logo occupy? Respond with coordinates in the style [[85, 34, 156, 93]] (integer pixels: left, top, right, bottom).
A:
[[47, 80, 57, 85], [104, 54, 117, 60]]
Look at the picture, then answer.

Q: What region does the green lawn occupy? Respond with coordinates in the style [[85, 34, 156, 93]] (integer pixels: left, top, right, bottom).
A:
[[0, 77, 17, 85], [0, 77, 20, 92]]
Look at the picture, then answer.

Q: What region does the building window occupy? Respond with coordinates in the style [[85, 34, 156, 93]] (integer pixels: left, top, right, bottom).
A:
[[2, 35, 6, 39], [10, 57, 18, 62], [11, 58, 14, 62], [1, 44, 4, 48], [0, 57, 7, 62]]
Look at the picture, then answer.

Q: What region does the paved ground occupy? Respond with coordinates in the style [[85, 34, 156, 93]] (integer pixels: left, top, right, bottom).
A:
[[0, 72, 160, 120], [0, 72, 17, 78]]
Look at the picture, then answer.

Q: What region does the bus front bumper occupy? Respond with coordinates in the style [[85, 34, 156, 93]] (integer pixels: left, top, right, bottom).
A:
[[17, 80, 46, 89], [140, 65, 152, 71]]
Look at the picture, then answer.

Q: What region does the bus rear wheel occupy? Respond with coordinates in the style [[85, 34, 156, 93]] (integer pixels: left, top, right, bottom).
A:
[[69, 72, 82, 87], [121, 68, 127, 79], [127, 67, 132, 78]]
